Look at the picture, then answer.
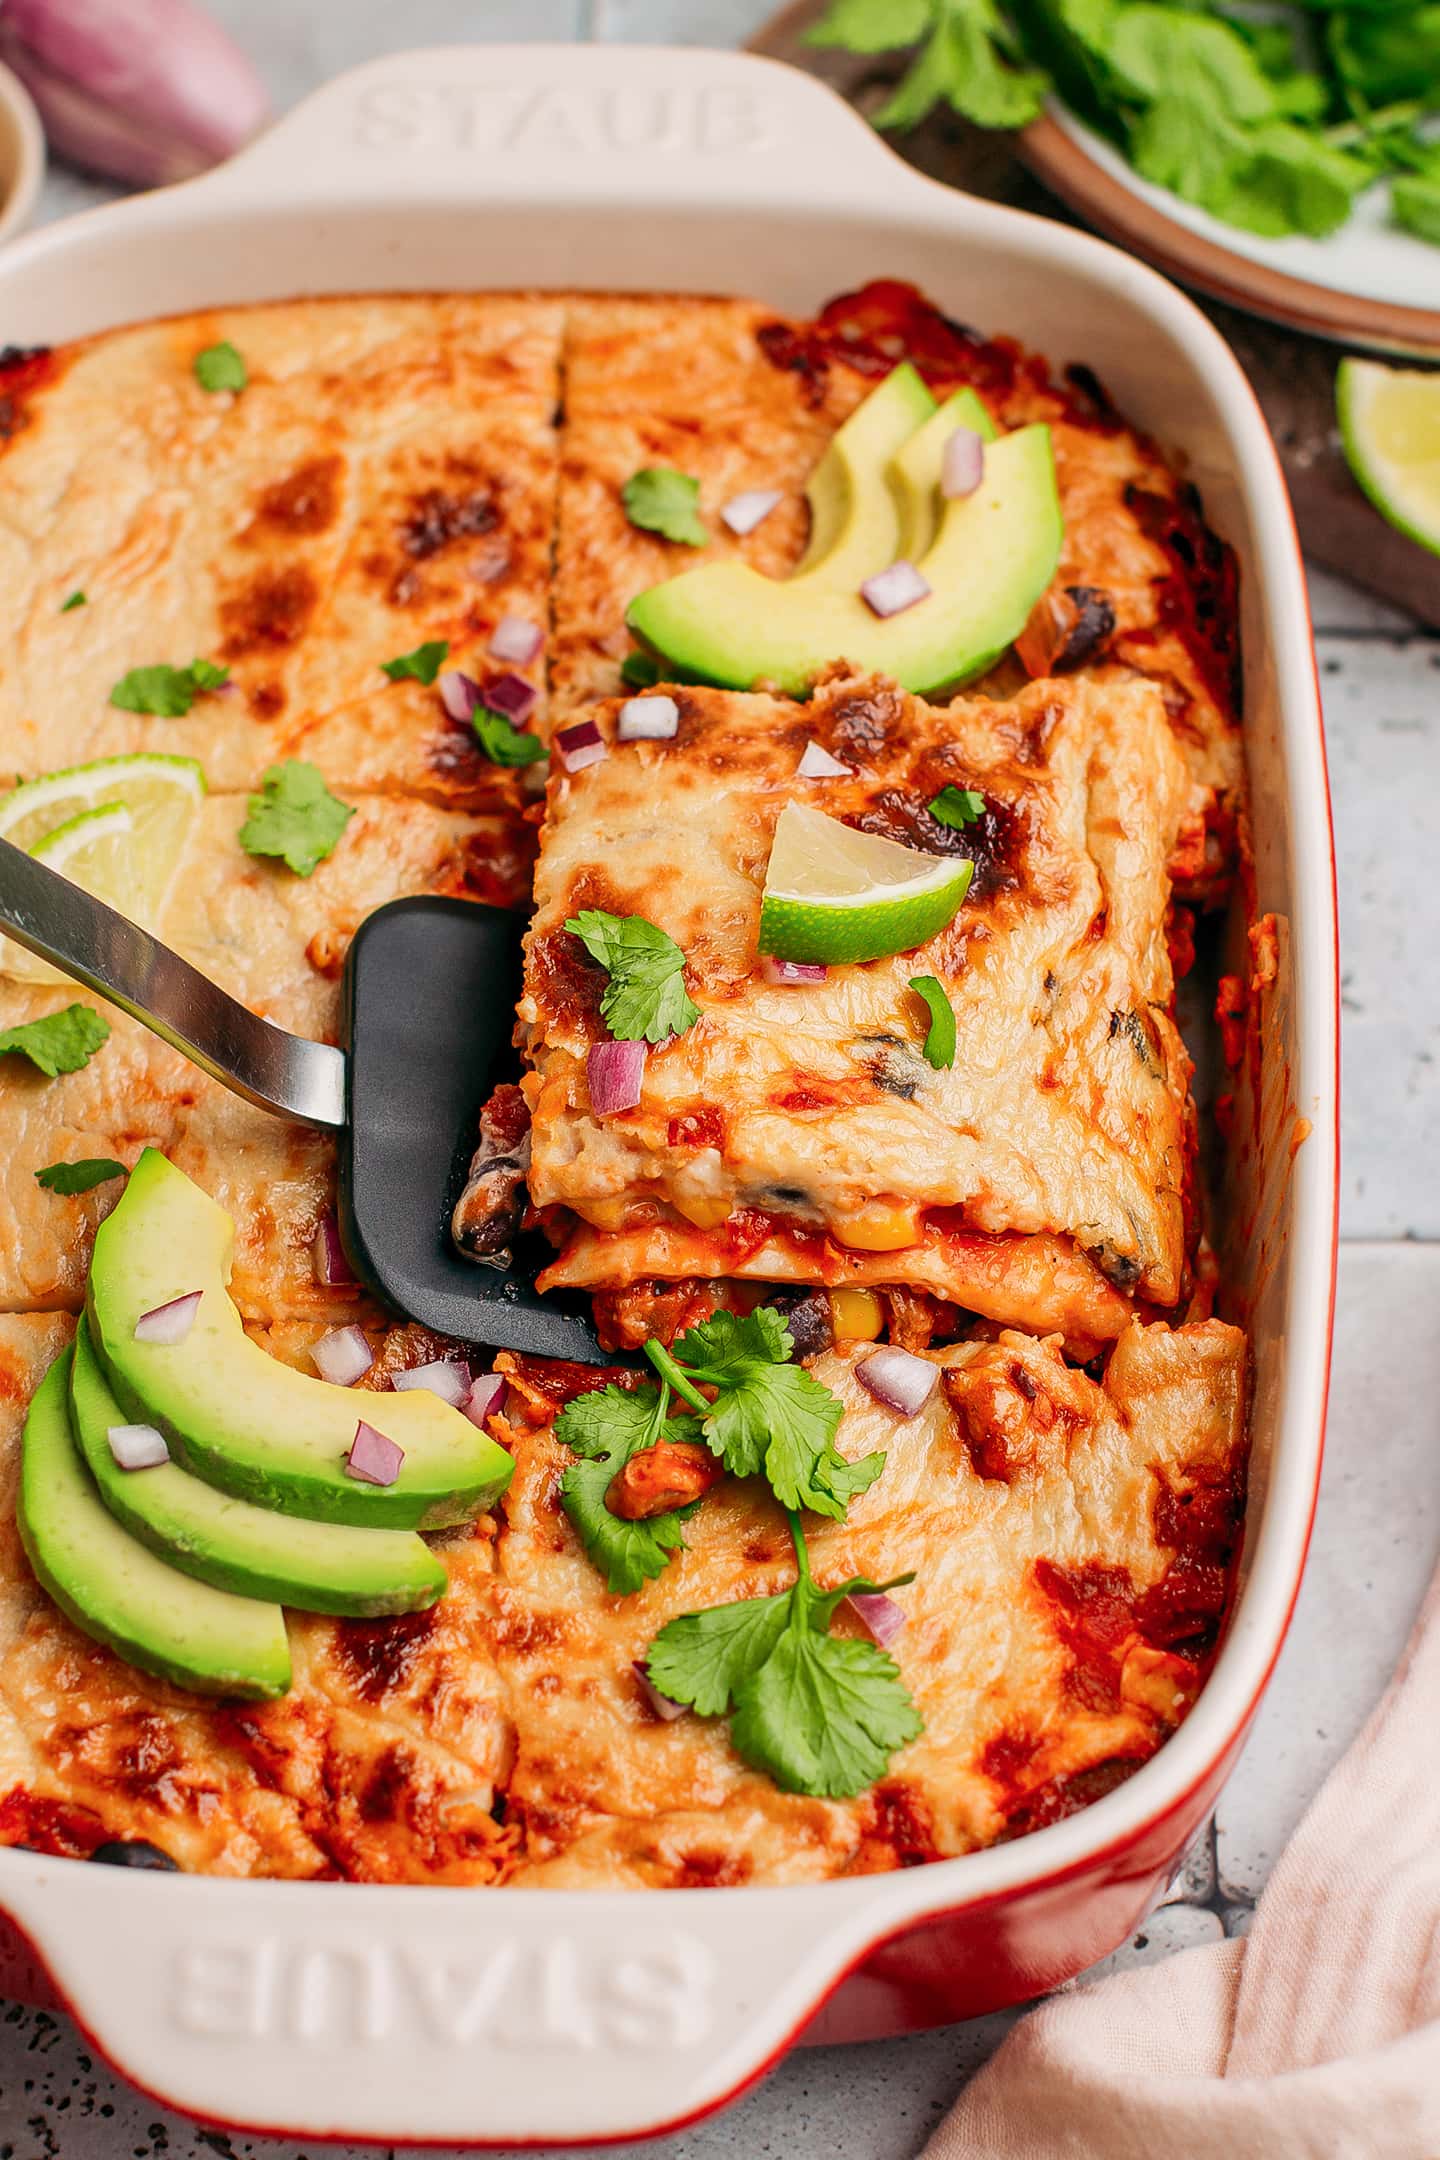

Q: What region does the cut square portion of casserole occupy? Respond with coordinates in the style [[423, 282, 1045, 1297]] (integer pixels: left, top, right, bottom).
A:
[[0, 297, 560, 806], [520, 673, 1196, 1349], [488, 1321, 1248, 1886], [550, 283, 1242, 895], [0, 797, 529, 1318], [0, 1313, 517, 1882]]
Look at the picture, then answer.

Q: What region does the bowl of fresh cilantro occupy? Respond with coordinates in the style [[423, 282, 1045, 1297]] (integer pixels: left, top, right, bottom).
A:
[[806, 0, 1440, 350]]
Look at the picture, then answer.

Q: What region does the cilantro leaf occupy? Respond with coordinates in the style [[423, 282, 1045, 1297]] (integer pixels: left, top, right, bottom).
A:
[[622, 468, 708, 548], [554, 1383, 702, 1594], [909, 974, 957, 1069], [381, 640, 449, 685], [646, 1592, 794, 1717], [238, 760, 354, 877], [645, 1518, 922, 1797], [929, 784, 985, 829], [60, 590, 85, 613], [34, 1157, 125, 1194], [1394, 173, 1440, 247], [564, 908, 701, 1044], [0, 1005, 109, 1076], [807, 0, 932, 55], [472, 703, 546, 768], [656, 1308, 884, 1521], [109, 659, 230, 716], [194, 341, 247, 392], [875, 0, 1047, 133], [730, 1610, 922, 1798]]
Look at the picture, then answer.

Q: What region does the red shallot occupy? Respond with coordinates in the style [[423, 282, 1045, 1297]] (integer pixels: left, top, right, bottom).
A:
[[463, 1371, 507, 1427], [720, 489, 782, 536], [488, 616, 543, 667], [133, 1290, 200, 1345], [845, 1590, 907, 1646], [392, 1358, 470, 1407], [311, 1326, 373, 1388], [312, 1211, 354, 1288], [617, 694, 679, 742], [761, 956, 828, 985], [797, 740, 851, 779], [855, 1346, 939, 1417], [346, 1421, 404, 1487], [555, 719, 608, 774], [941, 427, 985, 499], [588, 1038, 646, 1115], [106, 1422, 169, 1470], [633, 1661, 687, 1721], [860, 561, 931, 619]]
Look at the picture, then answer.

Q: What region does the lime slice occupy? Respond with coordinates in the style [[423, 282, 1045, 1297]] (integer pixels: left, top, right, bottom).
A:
[[757, 802, 974, 965], [1337, 359, 1440, 558], [0, 753, 206, 856], [2, 806, 136, 987]]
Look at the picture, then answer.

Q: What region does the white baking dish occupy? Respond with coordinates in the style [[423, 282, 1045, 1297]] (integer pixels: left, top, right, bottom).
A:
[[0, 43, 1337, 2147]]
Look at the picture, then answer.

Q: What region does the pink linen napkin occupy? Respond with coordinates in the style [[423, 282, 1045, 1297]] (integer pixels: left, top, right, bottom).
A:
[[927, 1571, 1440, 2160]]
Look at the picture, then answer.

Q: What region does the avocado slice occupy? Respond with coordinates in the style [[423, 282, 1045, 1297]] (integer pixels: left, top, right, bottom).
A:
[[627, 424, 1062, 698], [793, 362, 937, 581], [70, 1322, 447, 1616], [87, 1151, 513, 1530], [18, 1350, 291, 1700], [892, 389, 999, 562]]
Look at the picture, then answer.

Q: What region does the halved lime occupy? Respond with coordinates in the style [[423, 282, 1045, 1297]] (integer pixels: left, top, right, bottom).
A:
[[1337, 359, 1440, 559], [0, 752, 206, 856], [2, 806, 136, 986], [757, 802, 973, 965]]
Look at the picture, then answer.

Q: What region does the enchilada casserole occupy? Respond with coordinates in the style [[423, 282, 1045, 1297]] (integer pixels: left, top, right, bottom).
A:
[[0, 282, 1251, 1887]]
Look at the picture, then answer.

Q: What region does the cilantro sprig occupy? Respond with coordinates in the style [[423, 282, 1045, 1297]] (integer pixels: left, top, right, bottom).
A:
[[238, 760, 354, 877], [564, 909, 701, 1044], [645, 1308, 884, 1520], [193, 341, 247, 392], [646, 1510, 922, 1798], [110, 659, 228, 717], [622, 468, 708, 547], [554, 1381, 707, 1594], [0, 1006, 109, 1076], [473, 702, 546, 768], [381, 640, 449, 685], [928, 785, 985, 830], [34, 1158, 125, 1194]]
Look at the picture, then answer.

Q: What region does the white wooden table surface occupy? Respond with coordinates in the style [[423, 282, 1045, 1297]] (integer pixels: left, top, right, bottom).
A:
[[1, 3, 1437, 2155]]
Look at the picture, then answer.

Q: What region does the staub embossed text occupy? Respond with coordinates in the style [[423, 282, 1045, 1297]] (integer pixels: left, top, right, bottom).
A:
[[351, 84, 776, 157]]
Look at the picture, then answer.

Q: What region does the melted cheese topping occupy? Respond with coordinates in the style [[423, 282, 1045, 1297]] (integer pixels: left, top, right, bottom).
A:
[[524, 674, 1194, 1306], [0, 1313, 1245, 1884]]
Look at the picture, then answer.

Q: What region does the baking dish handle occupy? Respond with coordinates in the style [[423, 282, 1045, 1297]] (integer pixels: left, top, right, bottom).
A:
[[197, 42, 923, 212], [0, 1861, 902, 2144]]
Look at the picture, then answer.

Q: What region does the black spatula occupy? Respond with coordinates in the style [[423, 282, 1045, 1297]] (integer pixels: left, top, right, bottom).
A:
[[0, 838, 606, 1363]]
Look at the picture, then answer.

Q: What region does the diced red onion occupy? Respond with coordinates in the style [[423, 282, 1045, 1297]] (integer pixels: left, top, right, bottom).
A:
[[133, 1290, 200, 1345], [312, 1211, 354, 1288], [463, 1371, 507, 1428], [311, 1326, 373, 1388], [797, 740, 851, 779], [392, 1358, 470, 1408], [860, 560, 931, 619], [720, 488, 782, 536], [941, 427, 985, 500], [556, 719, 608, 774], [346, 1420, 405, 1487], [845, 1590, 907, 1647], [489, 616, 543, 667], [106, 1422, 169, 1471], [633, 1661, 687, 1721], [482, 671, 537, 724], [588, 1038, 647, 1116], [438, 669, 481, 723], [855, 1346, 939, 1417], [761, 956, 828, 986], [617, 694, 679, 742], [0, 0, 270, 189]]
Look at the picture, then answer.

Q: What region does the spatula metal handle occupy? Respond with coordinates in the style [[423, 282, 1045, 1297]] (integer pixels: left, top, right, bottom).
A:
[[0, 838, 346, 1130]]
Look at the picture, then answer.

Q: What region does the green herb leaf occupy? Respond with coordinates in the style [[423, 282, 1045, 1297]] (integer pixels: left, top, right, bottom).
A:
[[0, 1005, 109, 1077], [472, 703, 547, 768], [654, 1308, 884, 1520], [1394, 172, 1440, 246], [34, 1157, 125, 1194], [928, 784, 985, 829], [564, 909, 701, 1044], [109, 659, 230, 716], [875, 0, 1047, 132], [381, 640, 449, 685], [194, 341, 247, 392], [622, 468, 708, 547], [909, 974, 957, 1069], [806, 0, 932, 53], [620, 650, 664, 690], [60, 590, 86, 613], [645, 1517, 922, 1797], [554, 1383, 703, 1595], [238, 760, 354, 877]]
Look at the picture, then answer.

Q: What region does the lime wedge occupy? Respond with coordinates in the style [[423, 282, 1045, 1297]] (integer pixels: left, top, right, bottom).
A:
[[758, 802, 973, 965], [1, 756, 204, 986], [0, 753, 206, 856], [1337, 359, 1440, 558]]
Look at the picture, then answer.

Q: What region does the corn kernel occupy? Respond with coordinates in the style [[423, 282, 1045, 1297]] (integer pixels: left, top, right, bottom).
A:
[[829, 1289, 885, 1341], [672, 1191, 732, 1231], [833, 1205, 921, 1253]]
